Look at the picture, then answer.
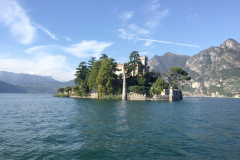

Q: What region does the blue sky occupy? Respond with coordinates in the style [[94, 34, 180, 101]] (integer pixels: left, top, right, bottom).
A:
[[0, 0, 239, 81]]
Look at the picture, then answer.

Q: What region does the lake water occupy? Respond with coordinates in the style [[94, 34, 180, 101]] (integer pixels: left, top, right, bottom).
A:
[[0, 93, 240, 159]]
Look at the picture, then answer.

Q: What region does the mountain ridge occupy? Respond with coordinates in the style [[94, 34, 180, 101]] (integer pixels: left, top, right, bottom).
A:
[[148, 38, 240, 97], [0, 71, 58, 85]]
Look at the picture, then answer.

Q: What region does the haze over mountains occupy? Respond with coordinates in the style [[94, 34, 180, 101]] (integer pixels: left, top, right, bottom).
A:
[[0, 71, 75, 93], [149, 38, 240, 97], [0, 71, 57, 85]]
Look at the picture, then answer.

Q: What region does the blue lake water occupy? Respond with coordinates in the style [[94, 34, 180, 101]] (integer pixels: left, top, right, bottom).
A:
[[0, 93, 240, 159]]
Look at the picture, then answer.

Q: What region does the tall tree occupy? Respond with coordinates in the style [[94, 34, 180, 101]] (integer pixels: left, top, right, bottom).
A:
[[99, 54, 108, 61], [87, 57, 96, 70], [96, 58, 117, 97], [75, 61, 89, 83], [126, 51, 141, 76], [87, 61, 101, 90], [163, 67, 191, 89]]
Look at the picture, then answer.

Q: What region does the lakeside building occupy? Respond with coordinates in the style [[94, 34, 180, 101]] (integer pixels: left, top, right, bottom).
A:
[[115, 55, 150, 78]]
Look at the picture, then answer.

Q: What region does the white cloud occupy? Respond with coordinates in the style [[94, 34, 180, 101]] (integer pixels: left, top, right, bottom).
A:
[[144, 0, 168, 29], [118, 28, 136, 40], [62, 40, 114, 58], [0, 0, 58, 44], [145, 9, 168, 29], [0, 0, 37, 44], [25, 45, 59, 54], [145, 0, 161, 13], [0, 53, 75, 81], [64, 36, 72, 41], [144, 40, 153, 46], [119, 11, 134, 21], [34, 24, 58, 40], [136, 38, 200, 48], [129, 24, 150, 35], [118, 24, 150, 41]]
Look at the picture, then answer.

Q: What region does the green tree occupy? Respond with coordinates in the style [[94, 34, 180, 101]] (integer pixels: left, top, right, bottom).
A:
[[87, 61, 101, 90], [87, 57, 96, 70], [137, 77, 146, 86], [64, 86, 72, 94], [57, 87, 64, 93], [74, 77, 82, 85], [96, 58, 117, 97], [75, 62, 89, 82], [128, 85, 147, 93], [126, 51, 141, 76], [163, 67, 191, 89], [150, 78, 167, 94], [99, 54, 108, 61]]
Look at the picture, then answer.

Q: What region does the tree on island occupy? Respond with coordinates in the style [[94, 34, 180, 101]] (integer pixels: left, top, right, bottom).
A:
[[74, 62, 89, 85], [88, 61, 101, 90], [87, 57, 96, 70], [96, 58, 119, 97], [150, 78, 167, 95], [57, 87, 64, 93], [163, 67, 191, 89], [64, 86, 72, 94], [126, 51, 141, 76]]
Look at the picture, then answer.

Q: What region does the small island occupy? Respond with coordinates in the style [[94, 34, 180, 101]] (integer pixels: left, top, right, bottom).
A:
[[55, 51, 191, 101]]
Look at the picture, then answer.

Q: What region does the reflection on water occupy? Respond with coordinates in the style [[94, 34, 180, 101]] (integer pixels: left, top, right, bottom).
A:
[[0, 94, 240, 159], [115, 100, 128, 131]]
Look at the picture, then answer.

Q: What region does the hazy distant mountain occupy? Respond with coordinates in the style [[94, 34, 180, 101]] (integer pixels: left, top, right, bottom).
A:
[[148, 52, 190, 73], [18, 80, 75, 94], [0, 80, 27, 93], [0, 71, 58, 85], [148, 38, 240, 97], [0, 71, 75, 94]]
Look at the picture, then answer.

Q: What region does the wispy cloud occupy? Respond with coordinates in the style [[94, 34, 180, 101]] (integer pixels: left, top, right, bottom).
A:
[[129, 24, 150, 35], [34, 24, 58, 40], [63, 36, 72, 41], [118, 28, 136, 40], [144, 0, 168, 29], [0, 0, 58, 44], [117, 0, 169, 46], [136, 38, 201, 48], [119, 11, 134, 22], [118, 24, 150, 40], [145, 0, 161, 12], [25, 40, 114, 58], [187, 13, 201, 25], [25, 45, 59, 54], [0, 0, 37, 44], [62, 40, 114, 58]]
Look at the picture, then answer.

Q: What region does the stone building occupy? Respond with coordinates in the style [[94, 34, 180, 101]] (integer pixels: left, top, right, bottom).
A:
[[115, 55, 150, 78]]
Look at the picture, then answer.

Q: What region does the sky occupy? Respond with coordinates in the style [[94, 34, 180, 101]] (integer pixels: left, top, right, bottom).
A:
[[0, 0, 239, 81]]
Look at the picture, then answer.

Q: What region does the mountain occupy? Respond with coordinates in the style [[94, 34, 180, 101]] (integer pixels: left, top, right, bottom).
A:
[[0, 71, 58, 85], [183, 38, 240, 97], [148, 38, 240, 97], [18, 80, 75, 94], [0, 71, 75, 94], [0, 80, 27, 93], [148, 52, 190, 73]]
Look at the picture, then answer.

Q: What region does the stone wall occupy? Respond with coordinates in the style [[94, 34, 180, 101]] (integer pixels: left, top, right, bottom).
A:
[[127, 93, 149, 100], [70, 92, 98, 99], [153, 95, 169, 101]]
